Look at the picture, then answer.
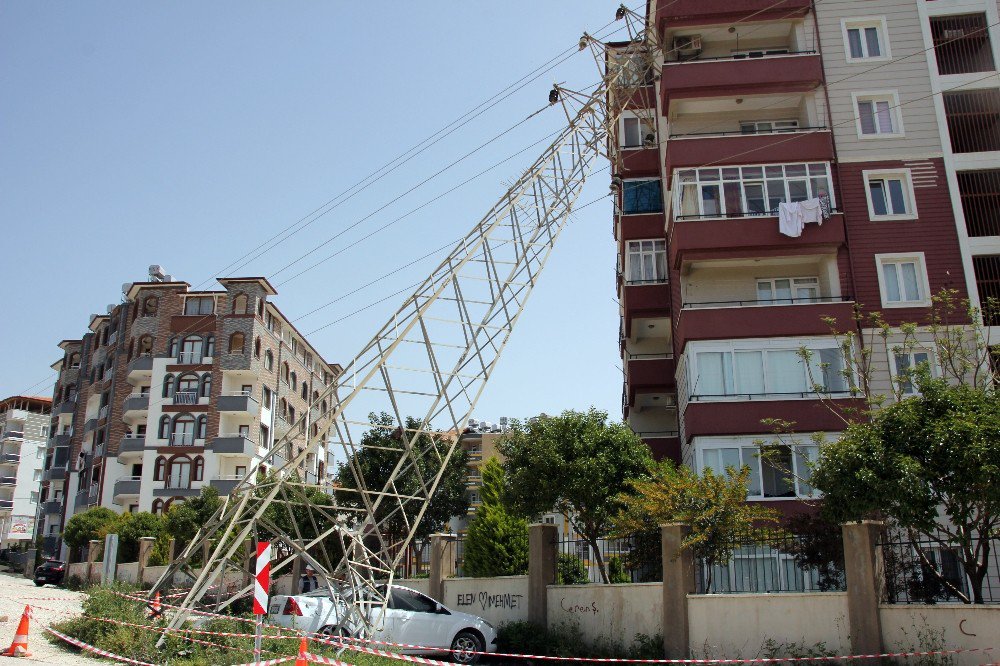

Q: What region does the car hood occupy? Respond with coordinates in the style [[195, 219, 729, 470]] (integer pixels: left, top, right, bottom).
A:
[[443, 608, 491, 628]]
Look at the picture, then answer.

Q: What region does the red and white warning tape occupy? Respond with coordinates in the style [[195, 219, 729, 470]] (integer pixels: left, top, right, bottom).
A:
[[301, 651, 370, 666], [45, 626, 158, 666]]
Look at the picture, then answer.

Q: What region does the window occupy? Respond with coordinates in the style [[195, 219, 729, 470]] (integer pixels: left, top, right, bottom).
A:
[[235, 465, 247, 477], [262, 386, 273, 408], [290, 371, 298, 390], [196, 415, 208, 439], [142, 297, 158, 316], [184, 296, 215, 315], [282, 362, 290, 384], [168, 457, 192, 488], [158, 416, 171, 439], [854, 92, 902, 137], [876, 254, 930, 308], [193, 456, 204, 481], [138, 335, 153, 355], [232, 294, 248, 314], [893, 350, 934, 395], [254, 337, 262, 358], [388, 588, 438, 613], [153, 457, 165, 481], [930, 13, 995, 75], [740, 120, 799, 134], [692, 342, 849, 399], [864, 170, 916, 219], [264, 350, 274, 371], [172, 415, 196, 446], [625, 240, 667, 284], [756, 277, 820, 304], [610, 51, 653, 87], [701, 442, 820, 498], [301, 382, 308, 400], [675, 163, 833, 218], [228, 332, 245, 354], [842, 18, 889, 62], [179, 336, 203, 364], [260, 425, 270, 448], [622, 179, 663, 214], [620, 113, 656, 148], [205, 335, 215, 358]]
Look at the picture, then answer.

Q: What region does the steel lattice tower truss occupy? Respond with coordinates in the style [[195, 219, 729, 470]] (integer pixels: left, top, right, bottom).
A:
[[152, 6, 659, 643]]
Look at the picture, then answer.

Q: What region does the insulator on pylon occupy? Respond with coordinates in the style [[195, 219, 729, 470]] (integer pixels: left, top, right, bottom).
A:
[[579, 32, 590, 51], [549, 88, 560, 104], [616, 5, 627, 20]]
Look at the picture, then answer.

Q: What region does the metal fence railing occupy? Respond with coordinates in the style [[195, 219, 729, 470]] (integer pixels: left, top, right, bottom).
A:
[[556, 532, 662, 584], [695, 528, 846, 594], [878, 527, 999, 604]]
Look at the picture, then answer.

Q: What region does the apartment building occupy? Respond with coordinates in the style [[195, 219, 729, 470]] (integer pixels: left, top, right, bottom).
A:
[[41, 267, 342, 558], [614, 0, 987, 514], [0, 396, 51, 550]]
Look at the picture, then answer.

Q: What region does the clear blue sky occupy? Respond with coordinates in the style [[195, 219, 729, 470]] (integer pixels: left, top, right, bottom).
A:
[[0, 1, 629, 424]]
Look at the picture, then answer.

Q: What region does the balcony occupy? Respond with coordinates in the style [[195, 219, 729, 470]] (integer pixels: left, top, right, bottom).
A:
[[173, 391, 199, 406], [169, 433, 197, 447], [210, 434, 255, 456], [175, 351, 207, 365], [666, 129, 833, 175], [126, 354, 154, 380], [84, 418, 98, 433], [49, 433, 72, 448], [43, 500, 62, 515], [43, 466, 66, 483], [113, 477, 141, 498], [683, 397, 861, 440], [930, 13, 996, 76], [943, 89, 1000, 154], [656, 0, 810, 31], [209, 477, 243, 495], [626, 354, 676, 402], [0, 476, 15, 487], [0, 453, 19, 465], [676, 298, 855, 351], [0, 500, 12, 510], [621, 281, 671, 338], [122, 394, 150, 417], [117, 436, 145, 459], [1, 430, 24, 441], [218, 393, 260, 415], [669, 213, 845, 268], [635, 431, 682, 463], [57, 398, 76, 415], [958, 170, 1000, 237], [153, 486, 200, 498], [661, 53, 823, 113]]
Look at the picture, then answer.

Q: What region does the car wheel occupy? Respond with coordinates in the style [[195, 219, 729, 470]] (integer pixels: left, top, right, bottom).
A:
[[319, 625, 351, 642], [450, 630, 483, 664], [34, 581, 44, 587]]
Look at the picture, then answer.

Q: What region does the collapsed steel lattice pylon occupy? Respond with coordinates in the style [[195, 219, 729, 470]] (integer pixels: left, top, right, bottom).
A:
[[151, 6, 660, 644]]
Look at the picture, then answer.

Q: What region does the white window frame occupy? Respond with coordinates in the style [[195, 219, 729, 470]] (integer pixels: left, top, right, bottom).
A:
[[673, 162, 834, 219], [891, 349, 937, 396], [863, 169, 918, 220], [619, 110, 656, 149], [875, 253, 932, 308], [755, 276, 821, 304], [695, 435, 826, 500], [625, 239, 667, 284], [852, 91, 904, 139], [739, 119, 800, 134], [841, 17, 891, 63]]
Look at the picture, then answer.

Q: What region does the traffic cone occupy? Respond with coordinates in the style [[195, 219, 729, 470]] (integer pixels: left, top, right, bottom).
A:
[[295, 637, 308, 666], [3, 605, 32, 657], [147, 592, 162, 619]]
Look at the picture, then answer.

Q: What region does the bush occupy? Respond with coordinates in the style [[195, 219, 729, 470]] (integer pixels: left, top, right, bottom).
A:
[[556, 553, 589, 584], [607, 556, 630, 584], [497, 621, 663, 659]]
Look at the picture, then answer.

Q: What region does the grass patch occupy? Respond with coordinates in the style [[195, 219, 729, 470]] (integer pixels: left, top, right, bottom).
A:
[[48, 582, 401, 666]]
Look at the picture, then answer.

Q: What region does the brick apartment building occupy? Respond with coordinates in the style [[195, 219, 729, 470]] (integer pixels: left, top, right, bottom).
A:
[[614, 0, 999, 512], [0, 396, 51, 550], [41, 266, 342, 558]]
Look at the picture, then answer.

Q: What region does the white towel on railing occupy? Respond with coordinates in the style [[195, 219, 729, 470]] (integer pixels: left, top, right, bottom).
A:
[[778, 202, 804, 237], [799, 198, 823, 225]]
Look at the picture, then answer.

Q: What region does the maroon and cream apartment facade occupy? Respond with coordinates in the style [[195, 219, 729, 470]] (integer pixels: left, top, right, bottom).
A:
[[41, 268, 342, 558], [615, 0, 1000, 512]]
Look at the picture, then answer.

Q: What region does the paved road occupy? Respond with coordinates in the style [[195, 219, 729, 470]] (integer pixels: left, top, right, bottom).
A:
[[0, 571, 105, 664]]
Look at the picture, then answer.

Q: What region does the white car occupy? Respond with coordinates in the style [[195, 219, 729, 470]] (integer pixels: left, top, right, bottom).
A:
[[268, 584, 497, 663]]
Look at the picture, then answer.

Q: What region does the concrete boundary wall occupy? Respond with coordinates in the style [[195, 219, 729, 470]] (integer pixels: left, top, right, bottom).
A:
[[443, 576, 529, 626], [880, 605, 1000, 666], [547, 583, 662, 649], [688, 593, 850, 659]]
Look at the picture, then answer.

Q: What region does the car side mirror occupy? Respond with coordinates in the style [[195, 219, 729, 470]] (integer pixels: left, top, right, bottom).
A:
[[435, 603, 449, 614]]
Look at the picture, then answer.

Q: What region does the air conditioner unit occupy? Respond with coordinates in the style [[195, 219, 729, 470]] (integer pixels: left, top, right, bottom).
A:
[[673, 35, 703, 56]]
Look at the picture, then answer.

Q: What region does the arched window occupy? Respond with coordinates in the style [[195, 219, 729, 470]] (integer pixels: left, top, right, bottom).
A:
[[312, 390, 319, 403], [288, 406, 296, 423], [282, 363, 290, 384], [205, 335, 215, 358], [278, 398, 287, 419], [68, 352, 81, 368], [232, 294, 248, 314], [168, 337, 179, 358], [179, 336, 202, 363], [138, 335, 153, 355], [167, 455, 192, 489], [320, 399, 328, 415], [65, 383, 77, 401], [254, 337, 261, 358], [158, 416, 171, 440], [199, 373, 212, 398], [193, 456, 204, 481], [152, 499, 163, 515], [164, 497, 182, 512], [290, 372, 297, 390], [143, 296, 158, 316], [162, 374, 174, 398], [196, 415, 208, 440], [257, 299, 264, 316], [176, 373, 199, 403], [153, 456, 166, 481], [172, 415, 196, 446], [301, 382, 308, 400], [228, 332, 245, 354], [311, 424, 318, 437], [264, 350, 274, 371]]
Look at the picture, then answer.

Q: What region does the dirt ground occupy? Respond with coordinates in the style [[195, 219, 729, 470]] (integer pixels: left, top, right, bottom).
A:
[[0, 571, 105, 665]]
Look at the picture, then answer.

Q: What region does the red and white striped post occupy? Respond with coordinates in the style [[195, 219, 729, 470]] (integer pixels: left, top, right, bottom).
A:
[[253, 541, 271, 664]]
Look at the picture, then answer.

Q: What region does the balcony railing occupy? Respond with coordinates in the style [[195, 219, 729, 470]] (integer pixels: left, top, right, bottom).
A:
[[682, 295, 851, 309], [1, 430, 24, 440], [0, 476, 16, 486], [170, 432, 195, 446], [958, 170, 1000, 237], [674, 207, 841, 222], [930, 13, 996, 75], [173, 391, 199, 405], [689, 390, 855, 402], [177, 351, 203, 364], [943, 89, 1000, 153], [98, 405, 109, 420], [0, 500, 12, 510], [669, 49, 817, 65], [626, 352, 674, 360], [0, 453, 20, 464], [670, 126, 828, 139]]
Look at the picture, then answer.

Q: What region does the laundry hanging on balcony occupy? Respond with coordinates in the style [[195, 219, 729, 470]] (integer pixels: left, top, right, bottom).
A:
[[778, 197, 825, 237]]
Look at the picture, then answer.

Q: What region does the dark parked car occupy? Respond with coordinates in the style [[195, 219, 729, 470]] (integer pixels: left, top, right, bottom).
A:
[[34, 559, 65, 586]]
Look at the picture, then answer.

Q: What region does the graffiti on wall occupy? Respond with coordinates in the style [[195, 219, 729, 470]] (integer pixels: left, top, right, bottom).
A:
[[455, 591, 525, 611], [559, 597, 599, 614]]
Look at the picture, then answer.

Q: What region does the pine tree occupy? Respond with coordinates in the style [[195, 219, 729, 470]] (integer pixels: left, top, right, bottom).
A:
[[463, 457, 529, 577]]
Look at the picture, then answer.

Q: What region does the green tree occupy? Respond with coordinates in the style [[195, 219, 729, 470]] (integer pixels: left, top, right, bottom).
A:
[[335, 413, 470, 543], [463, 458, 528, 577], [499, 408, 653, 583], [63, 506, 119, 558], [116, 511, 167, 562], [614, 460, 778, 588], [810, 378, 1000, 603], [556, 553, 589, 584], [163, 486, 224, 546]]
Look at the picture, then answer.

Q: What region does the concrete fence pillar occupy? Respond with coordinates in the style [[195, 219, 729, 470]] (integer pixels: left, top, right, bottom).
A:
[[201, 541, 211, 567], [167, 538, 177, 562], [138, 537, 156, 586], [87, 539, 102, 584], [842, 521, 885, 655], [661, 523, 695, 658], [23, 548, 37, 579], [428, 533, 457, 602], [528, 523, 558, 627]]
